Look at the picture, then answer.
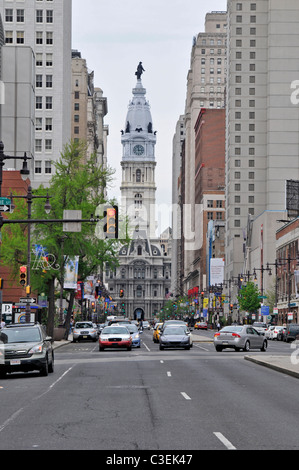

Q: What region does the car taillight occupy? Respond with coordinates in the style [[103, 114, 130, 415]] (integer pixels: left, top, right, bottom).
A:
[[232, 333, 241, 338], [214, 333, 220, 337]]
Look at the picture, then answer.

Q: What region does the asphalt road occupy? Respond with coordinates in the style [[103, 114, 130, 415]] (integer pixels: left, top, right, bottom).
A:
[[0, 328, 298, 452]]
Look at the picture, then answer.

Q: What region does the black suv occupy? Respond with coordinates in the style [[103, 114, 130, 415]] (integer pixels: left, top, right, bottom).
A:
[[284, 323, 299, 343], [0, 323, 54, 378]]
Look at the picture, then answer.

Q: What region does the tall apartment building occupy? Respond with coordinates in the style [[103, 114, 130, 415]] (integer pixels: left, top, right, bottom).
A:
[[180, 11, 227, 295], [225, 0, 299, 293], [0, 0, 72, 188]]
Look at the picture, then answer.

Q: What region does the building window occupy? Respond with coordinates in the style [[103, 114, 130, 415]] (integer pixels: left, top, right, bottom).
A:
[[16, 9, 25, 23], [35, 161, 42, 174], [5, 9, 13, 22], [45, 161, 52, 174]]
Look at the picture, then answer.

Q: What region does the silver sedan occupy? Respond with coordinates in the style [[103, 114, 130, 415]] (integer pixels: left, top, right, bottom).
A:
[[214, 325, 268, 352]]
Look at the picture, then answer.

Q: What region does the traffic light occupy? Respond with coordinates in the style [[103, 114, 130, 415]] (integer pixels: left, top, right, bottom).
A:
[[0, 278, 3, 289], [103, 206, 118, 239], [119, 289, 124, 298], [201, 292, 204, 299], [19, 266, 27, 287]]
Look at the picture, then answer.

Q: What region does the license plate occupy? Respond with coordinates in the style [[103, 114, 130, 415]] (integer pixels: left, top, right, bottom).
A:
[[83, 336, 88, 338], [222, 341, 229, 345], [10, 360, 21, 365]]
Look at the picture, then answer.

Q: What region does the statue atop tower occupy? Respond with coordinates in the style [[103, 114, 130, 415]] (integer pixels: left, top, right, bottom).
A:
[[135, 62, 145, 80]]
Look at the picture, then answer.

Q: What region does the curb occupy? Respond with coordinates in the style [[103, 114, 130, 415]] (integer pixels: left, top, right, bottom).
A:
[[244, 355, 299, 380]]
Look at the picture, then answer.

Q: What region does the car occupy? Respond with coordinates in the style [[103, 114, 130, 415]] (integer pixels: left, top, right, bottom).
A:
[[160, 320, 188, 334], [141, 321, 150, 330], [284, 324, 299, 342], [0, 322, 54, 378], [271, 326, 285, 340], [72, 321, 98, 342], [125, 324, 142, 348], [214, 325, 267, 352], [276, 326, 287, 341], [99, 326, 132, 351], [194, 321, 208, 330], [153, 323, 163, 343], [252, 322, 268, 335], [159, 325, 193, 350], [108, 318, 132, 326], [265, 325, 275, 339]]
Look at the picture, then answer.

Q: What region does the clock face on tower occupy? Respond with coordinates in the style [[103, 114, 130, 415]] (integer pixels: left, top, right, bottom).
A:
[[133, 144, 145, 156]]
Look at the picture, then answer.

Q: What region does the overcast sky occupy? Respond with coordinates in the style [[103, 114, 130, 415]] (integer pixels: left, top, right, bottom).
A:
[[72, 0, 227, 232]]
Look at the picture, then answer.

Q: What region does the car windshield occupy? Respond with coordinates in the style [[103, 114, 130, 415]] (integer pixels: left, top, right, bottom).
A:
[[75, 323, 93, 329], [126, 325, 138, 333], [102, 327, 129, 335], [163, 327, 187, 335], [253, 323, 266, 327], [220, 326, 243, 333], [0, 327, 41, 344]]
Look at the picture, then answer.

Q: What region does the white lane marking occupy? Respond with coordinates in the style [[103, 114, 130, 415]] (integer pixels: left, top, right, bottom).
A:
[[160, 360, 164, 364], [142, 341, 150, 352], [167, 371, 172, 377], [0, 367, 74, 434], [0, 408, 24, 433], [181, 392, 191, 400], [214, 432, 237, 450]]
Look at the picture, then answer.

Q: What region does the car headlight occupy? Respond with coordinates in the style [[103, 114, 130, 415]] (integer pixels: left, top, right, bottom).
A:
[[29, 344, 44, 354]]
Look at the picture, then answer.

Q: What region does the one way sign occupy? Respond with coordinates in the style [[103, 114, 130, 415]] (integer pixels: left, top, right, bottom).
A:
[[0, 205, 11, 213], [19, 297, 37, 304]]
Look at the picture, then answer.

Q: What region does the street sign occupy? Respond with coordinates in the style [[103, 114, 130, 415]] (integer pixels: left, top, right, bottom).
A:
[[0, 205, 11, 213], [19, 297, 37, 304], [0, 197, 11, 206]]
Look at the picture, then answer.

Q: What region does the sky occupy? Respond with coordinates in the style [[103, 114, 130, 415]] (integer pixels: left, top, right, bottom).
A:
[[72, 0, 227, 232]]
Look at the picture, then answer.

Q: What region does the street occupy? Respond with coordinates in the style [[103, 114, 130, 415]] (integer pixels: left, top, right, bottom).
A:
[[0, 328, 298, 451]]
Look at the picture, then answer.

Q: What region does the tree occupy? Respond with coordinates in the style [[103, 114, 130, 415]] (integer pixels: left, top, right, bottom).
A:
[[237, 281, 261, 314], [1, 140, 128, 337]]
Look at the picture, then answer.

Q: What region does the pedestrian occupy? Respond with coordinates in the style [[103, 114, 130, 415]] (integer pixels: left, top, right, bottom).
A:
[[217, 321, 220, 331], [0, 319, 5, 329]]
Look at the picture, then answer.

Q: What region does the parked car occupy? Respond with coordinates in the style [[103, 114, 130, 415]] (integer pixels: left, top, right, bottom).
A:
[[73, 321, 98, 342], [277, 326, 287, 341], [214, 325, 267, 352], [194, 321, 208, 330], [0, 323, 54, 377], [99, 326, 132, 351], [153, 323, 163, 343], [265, 326, 275, 339], [284, 324, 299, 342], [122, 323, 141, 348], [271, 326, 285, 340], [159, 325, 193, 350], [252, 322, 268, 335]]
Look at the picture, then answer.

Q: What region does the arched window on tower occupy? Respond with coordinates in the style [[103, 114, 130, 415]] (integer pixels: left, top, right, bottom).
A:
[[135, 193, 142, 208]]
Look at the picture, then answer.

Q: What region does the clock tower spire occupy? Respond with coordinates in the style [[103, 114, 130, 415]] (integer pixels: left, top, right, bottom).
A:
[[120, 64, 157, 238]]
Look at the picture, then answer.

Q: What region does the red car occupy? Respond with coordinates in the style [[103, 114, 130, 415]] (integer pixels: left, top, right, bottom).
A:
[[99, 325, 132, 351], [195, 321, 208, 330]]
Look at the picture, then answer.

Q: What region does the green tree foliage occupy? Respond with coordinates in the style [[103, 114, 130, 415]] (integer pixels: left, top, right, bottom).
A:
[[237, 281, 261, 314], [1, 140, 127, 337]]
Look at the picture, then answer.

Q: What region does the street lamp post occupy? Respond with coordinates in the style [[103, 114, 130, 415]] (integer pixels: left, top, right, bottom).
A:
[[0, 141, 30, 198], [9, 187, 52, 322]]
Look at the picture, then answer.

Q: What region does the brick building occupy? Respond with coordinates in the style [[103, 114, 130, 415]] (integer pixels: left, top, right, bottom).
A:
[[193, 108, 226, 292]]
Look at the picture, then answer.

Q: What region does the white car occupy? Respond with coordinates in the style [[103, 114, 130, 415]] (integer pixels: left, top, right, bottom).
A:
[[252, 322, 268, 335], [265, 326, 275, 339], [73, 321, 98, 342], [271, 326, 285, 340]]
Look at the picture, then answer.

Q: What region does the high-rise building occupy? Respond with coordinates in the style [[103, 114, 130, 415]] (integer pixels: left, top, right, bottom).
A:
[[179, 11, 227, 295], [225, 0, 299, 288], [0, 0, 72, 187]]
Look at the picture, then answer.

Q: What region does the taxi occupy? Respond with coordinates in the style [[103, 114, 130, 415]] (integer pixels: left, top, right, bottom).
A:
[[153, 323, 163, 343]]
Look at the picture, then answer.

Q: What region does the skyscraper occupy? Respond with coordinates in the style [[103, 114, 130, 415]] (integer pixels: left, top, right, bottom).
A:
[[225, 0, 299, 282], [0, 0, 72, 187]]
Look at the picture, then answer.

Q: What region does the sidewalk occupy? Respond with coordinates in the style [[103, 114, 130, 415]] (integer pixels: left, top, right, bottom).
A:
[[245, 355, 299, 379]]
